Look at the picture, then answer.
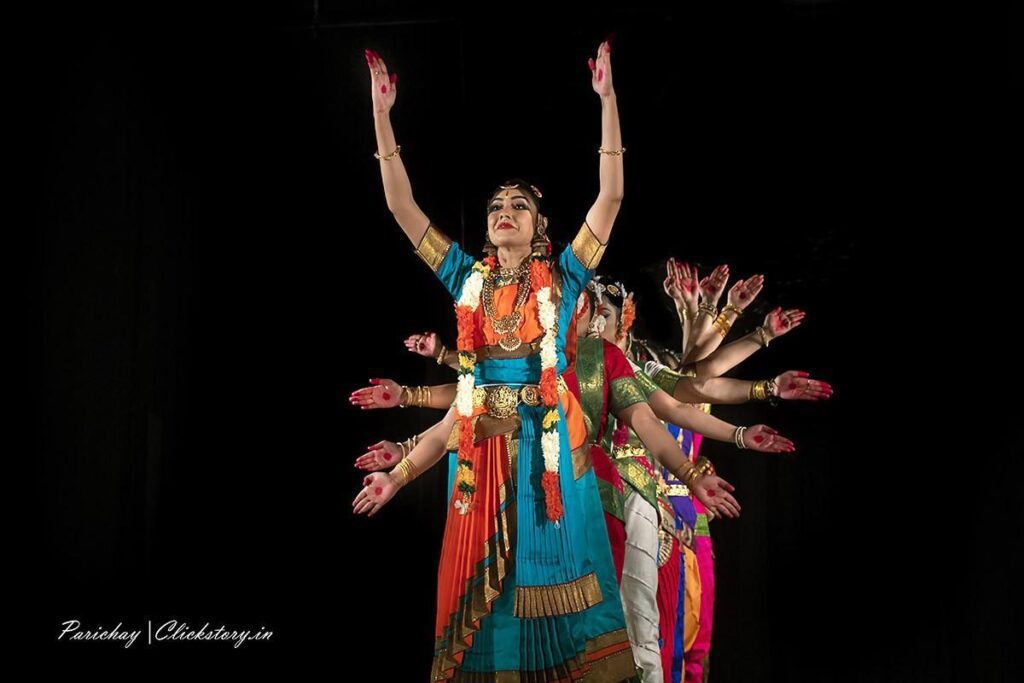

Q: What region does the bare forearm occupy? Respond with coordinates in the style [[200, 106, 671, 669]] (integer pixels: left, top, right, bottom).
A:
[[622, 404, 699, 480], [649, 389, 737, 442], [401, 383, 457, 409], [371, 111, 430, 244], [673, 376, 754, 405], [390, 409, 456, 485], [695, 333, 763, 380], [585, 94, 624, 244], [686, 309, 737, 363]]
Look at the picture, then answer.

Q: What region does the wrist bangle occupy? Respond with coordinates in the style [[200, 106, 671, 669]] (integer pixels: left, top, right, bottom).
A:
[[750, 379, 773, 401], [712, 313, 732, 337], [373, 144, 401, 161], [435, 344, 448, 365], [680, 307, 698, 322], [698, 302, 717, 318], [754, 326, 772, 348], [696, 456, 717, 475], [733, 426, 748, 450], [398, 386, 410, 408], [723, 303, 744, 317], [392, 457, 419, 488], [598, 146, 626, 156]]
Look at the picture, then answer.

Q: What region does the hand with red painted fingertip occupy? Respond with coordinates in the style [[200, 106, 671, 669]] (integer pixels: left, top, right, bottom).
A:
[[354, 441, 402, 471], [663, 258, 686, 306], [773, 370, 834, 401], [765, 307, 806, 338], [700, 264, 730, 305], [744, 424, 796, 453], [349, 378, 402, 410], [364, 48, 397, 115], [729, 274, 765, 311], [588, 36, 616, 98], [676, 261, 701, 309], [403, 331, 438, 359], [352, 471, 399, 517], [691, 475, 741, 518]]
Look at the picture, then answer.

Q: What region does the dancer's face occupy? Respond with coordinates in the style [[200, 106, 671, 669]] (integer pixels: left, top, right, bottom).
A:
[[597, 301, 620, 344], [486, 190, 537, 250]]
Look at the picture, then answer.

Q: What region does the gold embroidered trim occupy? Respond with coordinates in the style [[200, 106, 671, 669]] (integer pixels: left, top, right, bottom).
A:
[[415, 223, 453, 273], [570, 221, 607, 270], [513, 571, 603, 618], [431, 475, 517, 680]]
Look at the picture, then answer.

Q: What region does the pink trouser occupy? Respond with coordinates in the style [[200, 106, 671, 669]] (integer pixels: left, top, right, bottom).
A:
[[685, 530, 714, 683]]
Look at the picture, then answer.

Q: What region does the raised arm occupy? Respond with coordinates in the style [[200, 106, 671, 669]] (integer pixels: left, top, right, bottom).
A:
[[584, 38, 624, 245], [684, 274, 764, 363], [364, 49, 433, 246]]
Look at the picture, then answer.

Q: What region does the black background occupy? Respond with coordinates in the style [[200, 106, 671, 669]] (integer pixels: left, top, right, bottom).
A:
[[24, 1, 1021, 679]]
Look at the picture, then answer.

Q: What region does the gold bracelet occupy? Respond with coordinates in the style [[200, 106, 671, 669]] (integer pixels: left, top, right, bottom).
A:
[[373, 144, 401, 161], [722, 303, 743, 317], [696, 456, 716, 475], [680, 307, 698, 322], [673, 463, 701, 487], [750, 379, 772, 401], [698, 302, 718, 318], [712, 314, 732, 337], [754, 326, 771, 348], [435, 344, 448, 365], [392, 457, 418, 488], [598, 146, 626, 155], [402, 386, 428, 408]]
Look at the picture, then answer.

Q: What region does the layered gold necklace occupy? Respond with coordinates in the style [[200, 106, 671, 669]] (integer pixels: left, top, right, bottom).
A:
[[482, 261, 533, 351]]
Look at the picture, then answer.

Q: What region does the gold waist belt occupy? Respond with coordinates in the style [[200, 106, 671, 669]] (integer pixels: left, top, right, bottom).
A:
[[612, 444, 648, 461], [472, 377, 568, 420]]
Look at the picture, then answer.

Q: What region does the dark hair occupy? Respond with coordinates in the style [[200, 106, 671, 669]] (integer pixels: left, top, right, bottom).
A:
[[487, 178, 542, 214], [590, 274, 628, 310]]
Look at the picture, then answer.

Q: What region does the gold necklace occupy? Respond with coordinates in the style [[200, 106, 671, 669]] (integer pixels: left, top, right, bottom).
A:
[[482, 260, 533, 351]]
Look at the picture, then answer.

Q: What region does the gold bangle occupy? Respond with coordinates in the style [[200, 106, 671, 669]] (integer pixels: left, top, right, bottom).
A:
[[435, 344, 448, 365], [712, 314, 732, 337], [750, 379, 771, 401], [680, 307, 697, 322], [398, 386, 409, 408], [393, 457, 418, 488], [722, 303, 743, 317], [698, 302, 718, 318], [598, 146, 626, 156], [696, 456, 716, 476], [674, 463, 701, 487], [754, 326, 771, 348], [373, 144, 401, 161]]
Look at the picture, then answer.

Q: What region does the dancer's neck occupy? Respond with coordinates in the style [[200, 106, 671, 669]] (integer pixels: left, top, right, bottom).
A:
[[497, 245, 532, 270]]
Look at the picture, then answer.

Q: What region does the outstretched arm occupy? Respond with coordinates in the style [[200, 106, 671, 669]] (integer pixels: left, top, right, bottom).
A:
[[364, 49, 433, 246], [352, 407, 457, 517], [646, 387, 794, 453], [694, 306, 806, 380], [617, 401, 741, 518], [350, 378, 457, 410], [584, 38, 624, 245]]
